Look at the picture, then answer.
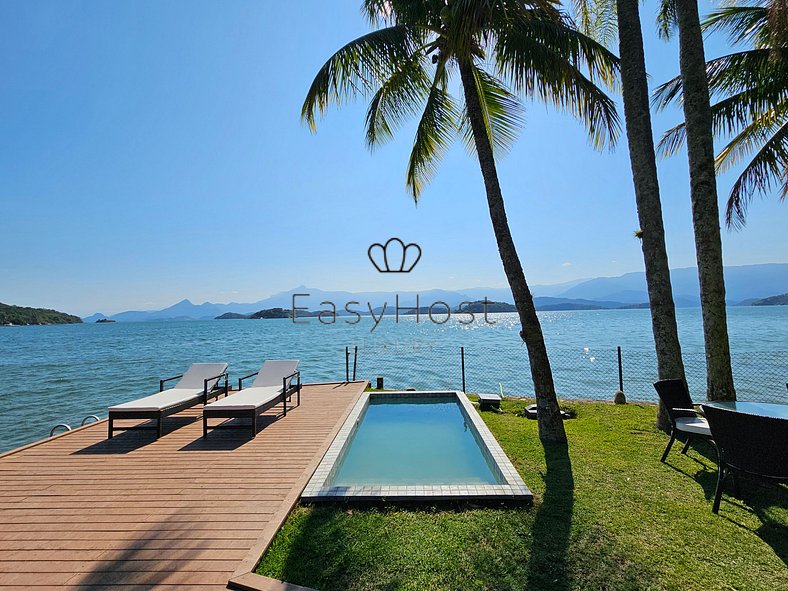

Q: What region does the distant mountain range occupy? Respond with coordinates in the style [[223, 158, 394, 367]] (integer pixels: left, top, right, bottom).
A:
[[83, 263, 788, 322]]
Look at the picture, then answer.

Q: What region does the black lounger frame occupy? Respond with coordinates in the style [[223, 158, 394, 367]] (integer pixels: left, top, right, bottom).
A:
[[202, 370, 301, 439], [108, 372, 229, 439]]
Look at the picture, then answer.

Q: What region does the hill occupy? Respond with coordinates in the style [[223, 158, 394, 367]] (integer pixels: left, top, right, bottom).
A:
[[752, 293, 788, 306], [0, 303, 82, 325], [83, 263, 788, 321], [556, 263, 788, 305]]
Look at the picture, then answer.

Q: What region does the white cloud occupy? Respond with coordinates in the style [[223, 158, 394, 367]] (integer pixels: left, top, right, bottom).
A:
[[561, 262, 572, 268]]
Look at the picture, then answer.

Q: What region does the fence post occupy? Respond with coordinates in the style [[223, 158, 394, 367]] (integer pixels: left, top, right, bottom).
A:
[[461, 346, 466, 392], [345, 347, 349, 382], [353, 346, 358, 381], [617, 346, 624, 392]]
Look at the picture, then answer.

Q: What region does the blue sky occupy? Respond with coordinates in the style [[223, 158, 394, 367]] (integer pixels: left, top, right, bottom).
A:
[[1, 0, 785, 316]]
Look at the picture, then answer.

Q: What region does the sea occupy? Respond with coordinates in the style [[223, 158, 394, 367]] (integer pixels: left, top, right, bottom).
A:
[[0, 306, 786, 452]]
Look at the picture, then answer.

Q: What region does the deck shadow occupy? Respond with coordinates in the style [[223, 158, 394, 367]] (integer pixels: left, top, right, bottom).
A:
[[72, 416, 197, 454], [65, 507, 230, 587], [179, 415, 280, 451]]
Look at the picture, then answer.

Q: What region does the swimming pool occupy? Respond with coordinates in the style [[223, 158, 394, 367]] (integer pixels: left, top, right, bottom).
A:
[[303, 391, 532, 501]]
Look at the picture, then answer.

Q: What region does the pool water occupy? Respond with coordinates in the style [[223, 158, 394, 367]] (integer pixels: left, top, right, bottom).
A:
[[328, 396, 503, 486]]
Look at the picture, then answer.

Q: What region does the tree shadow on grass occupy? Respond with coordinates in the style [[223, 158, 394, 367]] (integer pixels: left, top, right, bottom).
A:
[[259, 443, 649, 591], [525, 442, 574, 591]]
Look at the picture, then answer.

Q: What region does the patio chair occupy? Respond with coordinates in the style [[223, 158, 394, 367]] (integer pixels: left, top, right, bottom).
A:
[[701, 404, 788, 513], [653, 379, 712, 462], [108, 362, 229, 439], [202, 359, 300, 439]]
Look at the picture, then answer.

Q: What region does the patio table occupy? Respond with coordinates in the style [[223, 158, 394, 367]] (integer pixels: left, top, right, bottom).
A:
[[703, 401, 788, 420]]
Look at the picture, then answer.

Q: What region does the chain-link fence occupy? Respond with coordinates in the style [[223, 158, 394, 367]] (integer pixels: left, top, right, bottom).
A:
[[344, 343, 788, 404]]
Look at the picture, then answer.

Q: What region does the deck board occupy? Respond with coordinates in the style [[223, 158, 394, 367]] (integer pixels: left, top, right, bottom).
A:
[[0, 381, 366, 589]]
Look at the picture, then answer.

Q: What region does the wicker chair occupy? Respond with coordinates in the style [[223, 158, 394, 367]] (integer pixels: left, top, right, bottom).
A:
[[653, 379, 713, 462], [702, 404, 788, 513]]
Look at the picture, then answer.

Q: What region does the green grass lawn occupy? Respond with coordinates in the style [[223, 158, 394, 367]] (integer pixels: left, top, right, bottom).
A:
[[257, 399, 787, 591]]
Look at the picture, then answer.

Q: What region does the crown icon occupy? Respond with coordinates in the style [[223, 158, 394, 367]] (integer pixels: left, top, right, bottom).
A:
[[368, 238, 422, 273]]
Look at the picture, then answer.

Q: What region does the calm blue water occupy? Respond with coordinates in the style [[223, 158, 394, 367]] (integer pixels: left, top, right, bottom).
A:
[[0, 306, 786, 452], [329, 396, 501, 486]]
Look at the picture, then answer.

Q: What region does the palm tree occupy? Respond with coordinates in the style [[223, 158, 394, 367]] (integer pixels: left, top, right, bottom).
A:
[[302, 0, 620, 442], [573, 0, 687, 430], [655, 1, 787, 229], [657, 0, 736, 401]]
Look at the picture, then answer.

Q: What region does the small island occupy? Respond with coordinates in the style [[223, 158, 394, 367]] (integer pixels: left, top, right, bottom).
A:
[[0, 302, 82, 326], [216, 308, 321, 320], [456, 300, 518, 313], [95, 318, 116, 323]]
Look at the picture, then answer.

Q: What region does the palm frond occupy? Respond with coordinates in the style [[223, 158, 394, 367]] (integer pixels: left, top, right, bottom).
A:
[[653, 49, 783, 109], [657, 121, 687, 157], [703, 6, 769, 46], [710, 87, 788, 138], [365, 55, 432, 149], [301, 25, 424, 131], [495, 16, 620, 149], [570, 0, 618, 49], [362, 0, 445, 29], [703, 49, 782, 98], [652, 74, 684, 110], [657, 86, 788, 156], [715, 110, 786, 173], [656, 0, 677, 40], [725, 120, 788, 228], [405, 59, 461, 200], [460, 63, 525, 157]]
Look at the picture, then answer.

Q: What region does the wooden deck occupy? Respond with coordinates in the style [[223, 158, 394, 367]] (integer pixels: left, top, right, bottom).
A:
[[0, 381, 367, 590]]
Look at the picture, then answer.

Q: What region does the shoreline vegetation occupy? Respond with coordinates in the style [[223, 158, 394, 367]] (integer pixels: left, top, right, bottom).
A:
[[0, 302, 82, 326]]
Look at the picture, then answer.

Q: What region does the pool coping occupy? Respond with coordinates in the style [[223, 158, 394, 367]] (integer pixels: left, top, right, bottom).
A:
[[302, 390, 533, 501]]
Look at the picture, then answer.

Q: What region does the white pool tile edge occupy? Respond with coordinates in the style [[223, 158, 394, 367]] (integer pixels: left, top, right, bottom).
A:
[[302, 390, 533, 501]]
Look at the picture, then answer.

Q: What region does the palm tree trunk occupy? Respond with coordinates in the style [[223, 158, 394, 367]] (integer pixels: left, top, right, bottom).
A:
[[674, 0, 736, 401], [617, 0, 687, 430], [458, 59, 567, 443]]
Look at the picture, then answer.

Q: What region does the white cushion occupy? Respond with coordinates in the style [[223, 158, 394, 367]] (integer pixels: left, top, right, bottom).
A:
[[252, 360, 299, 388], [204, 386, 283, 411], [109, 388, 204, 413], [176, 362, 228, 389], [675, 416, 711, 436]]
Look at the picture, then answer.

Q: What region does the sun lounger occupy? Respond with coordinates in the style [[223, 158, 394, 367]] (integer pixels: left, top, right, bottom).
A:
[[108, 362, 229, 439], [202, 360, 300, 439]]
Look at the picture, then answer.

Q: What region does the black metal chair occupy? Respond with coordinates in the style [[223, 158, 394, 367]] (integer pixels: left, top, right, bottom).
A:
[[653, 379, 713, 462], [701, 404, 788, 513]]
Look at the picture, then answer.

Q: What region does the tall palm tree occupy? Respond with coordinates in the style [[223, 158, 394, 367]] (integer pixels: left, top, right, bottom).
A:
[[657, 0, 736, 401], [655, 1, 787, 229], [302, 0, 620, 442], [573, 0, 687, 430]]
